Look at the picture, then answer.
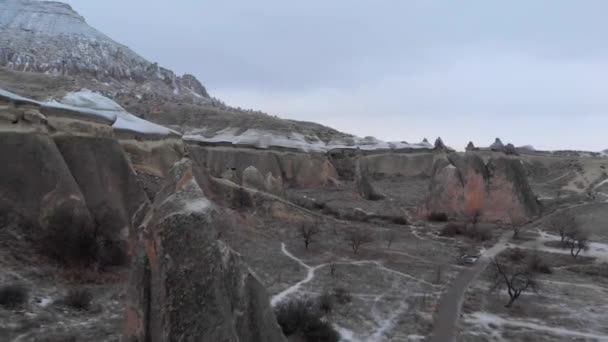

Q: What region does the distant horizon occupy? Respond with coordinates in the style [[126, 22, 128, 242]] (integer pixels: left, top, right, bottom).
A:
[[64, 0, 608, 152]]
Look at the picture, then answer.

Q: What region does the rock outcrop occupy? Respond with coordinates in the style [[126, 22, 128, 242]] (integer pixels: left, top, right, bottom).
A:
[[505, 143, 518, 155], [265, 172, 285, 196], [420, 154, 540, 223], [242, 166, 267, 191], [125, 159, 285, 342], [490, 138, 505, 152], [0, 88, 158, 262], [355, 158, 384, 200], [434, 137, 446, 150], [0, 0, 209, 99], [466, 141, 478, 152], [187, 145, 338, 188]]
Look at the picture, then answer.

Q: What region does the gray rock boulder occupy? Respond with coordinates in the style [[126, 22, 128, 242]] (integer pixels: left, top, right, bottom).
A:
[[242, 165, 267, 191], [125, 159, 285, 342]]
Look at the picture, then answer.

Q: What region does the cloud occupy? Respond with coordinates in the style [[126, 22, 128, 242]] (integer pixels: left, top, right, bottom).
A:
[[65, 0, 608, 151]]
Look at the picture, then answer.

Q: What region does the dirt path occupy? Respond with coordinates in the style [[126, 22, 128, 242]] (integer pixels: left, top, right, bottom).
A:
[[430, 199, 600, 342], [429, 232, 511, 342]]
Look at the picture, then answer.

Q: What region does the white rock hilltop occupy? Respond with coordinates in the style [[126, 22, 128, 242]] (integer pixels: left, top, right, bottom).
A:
[[0, 0, 208, 98]]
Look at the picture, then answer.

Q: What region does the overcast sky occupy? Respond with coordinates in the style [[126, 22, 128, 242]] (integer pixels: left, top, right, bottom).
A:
[[64, 0, 607, 151]]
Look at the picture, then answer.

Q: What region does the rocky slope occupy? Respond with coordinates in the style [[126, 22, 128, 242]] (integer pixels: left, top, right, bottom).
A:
[[0, 0, 209, 99]]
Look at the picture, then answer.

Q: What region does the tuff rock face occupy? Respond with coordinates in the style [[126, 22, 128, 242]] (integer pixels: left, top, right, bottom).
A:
[[0, 88, 151, 262], [420, 154, 540, 223], [125, 159, 285, 342], [187, 145, 339, 188], [0, 0, 209, 99], [355, 158, 384, 200]]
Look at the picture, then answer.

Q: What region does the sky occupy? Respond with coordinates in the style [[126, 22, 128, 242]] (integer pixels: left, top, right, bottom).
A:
[[64, 0, 608, 151]]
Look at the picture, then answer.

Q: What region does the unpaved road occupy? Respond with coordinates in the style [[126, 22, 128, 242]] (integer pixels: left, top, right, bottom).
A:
[[429, 232, 511, 342]]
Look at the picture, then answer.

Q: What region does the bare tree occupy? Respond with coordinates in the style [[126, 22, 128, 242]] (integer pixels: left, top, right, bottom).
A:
[[383, 230, 397, 249], [508, 211, 525, 239], [565, 227, 590, 258], [490, 258, 539, 308], [547, 212, 576, 243], [300, 223, 320, 250], [469, 209, 481, 230], [346, 229, 373, 254]]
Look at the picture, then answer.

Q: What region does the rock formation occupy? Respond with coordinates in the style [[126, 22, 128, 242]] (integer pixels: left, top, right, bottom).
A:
[[0, 88, 170, 263], [265, 172, 285, 196], [466, 141, 478, 152], [187, 145, 338, 188], [125, 159, 285, 342], [0, 0, 209, 99], [490, 138, 505, 152], [355, 158, 384, 200], [420, 154, 540, 223], [242, 165, 267, 191], [504, 143, 518, 155], [434, 137, 446, 150]]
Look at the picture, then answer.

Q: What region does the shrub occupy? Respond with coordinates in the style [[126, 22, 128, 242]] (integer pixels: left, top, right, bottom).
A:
[[508, 248, 526, 262], [43, 211, 98, 265], [332, 287, 352, 305], [391, 216, 409, 225], [0, 284, 28, 308], [427, 212, 448, 222], [439, 223, 466, 237], [274, 298, 339, 342], [61, 288, 93, 311], [528, 253, 552, 274], [318, 291, 333, 314], [465, 225, 492, 242]]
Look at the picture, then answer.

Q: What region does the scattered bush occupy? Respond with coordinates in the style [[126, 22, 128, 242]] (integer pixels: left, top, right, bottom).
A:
[[439, 223, 491, 241], [345, 229, 373, 254], [464, 225, 492, 242], [43, 211, 98, 265], [97, 240, 128, 268], [439, 223, 466, 237], [508, 248, 526, 262], [318, 291, 333, 314], [390, 216, 409, 225], [332, 287, 352, 305], [427, 212, 448, 222], [61, 288, 92, 311], [274, 298, 340, 342], [0, 284, 28, 308], [528, 253, 552, 274]]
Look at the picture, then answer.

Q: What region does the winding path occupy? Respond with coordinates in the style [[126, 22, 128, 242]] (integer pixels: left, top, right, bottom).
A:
[[429, 232, 512, 342]]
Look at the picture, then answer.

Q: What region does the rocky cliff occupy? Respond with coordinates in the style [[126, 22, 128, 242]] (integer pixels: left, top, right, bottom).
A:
[[420, 153, 540, 223], [0, 88, 153, 263], [125, 159, 285, 342]]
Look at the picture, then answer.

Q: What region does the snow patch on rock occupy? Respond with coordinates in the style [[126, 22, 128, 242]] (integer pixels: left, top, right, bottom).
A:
[[50, 89, 179, 136], [184, 128, 433, 153]]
